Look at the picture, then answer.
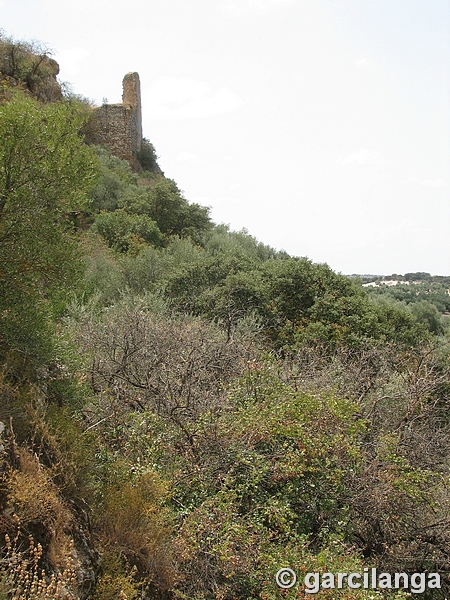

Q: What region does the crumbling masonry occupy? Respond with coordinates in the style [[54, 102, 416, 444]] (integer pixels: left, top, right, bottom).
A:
[[89, 72, 143, 166]]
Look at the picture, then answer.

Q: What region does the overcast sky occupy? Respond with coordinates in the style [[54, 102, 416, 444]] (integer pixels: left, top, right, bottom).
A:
[[2, 0, 449, 274]]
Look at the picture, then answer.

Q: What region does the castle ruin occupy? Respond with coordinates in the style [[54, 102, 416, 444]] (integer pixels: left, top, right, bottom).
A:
[[89, 72, 143, 167]]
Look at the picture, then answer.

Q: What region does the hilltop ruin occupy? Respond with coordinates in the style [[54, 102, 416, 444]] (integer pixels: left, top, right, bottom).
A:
[[88, 72, 143, 168]]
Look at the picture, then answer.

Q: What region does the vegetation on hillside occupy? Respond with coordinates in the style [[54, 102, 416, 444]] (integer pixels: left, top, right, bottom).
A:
[[361, 275, 450, 336], [0, 33, 449, 599]]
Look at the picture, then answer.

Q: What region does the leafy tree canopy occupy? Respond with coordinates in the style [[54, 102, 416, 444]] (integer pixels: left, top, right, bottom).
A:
[[0, 93, 97, 363]]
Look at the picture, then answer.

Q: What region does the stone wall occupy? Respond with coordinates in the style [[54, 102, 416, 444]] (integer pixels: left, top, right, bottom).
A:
[[88, 72, 143, 167]]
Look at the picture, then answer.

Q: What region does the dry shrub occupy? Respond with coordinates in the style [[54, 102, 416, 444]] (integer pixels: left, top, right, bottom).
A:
[[77, 303, 255, 429], [6, 448, 74, 572], [0, 373, 92, 502]]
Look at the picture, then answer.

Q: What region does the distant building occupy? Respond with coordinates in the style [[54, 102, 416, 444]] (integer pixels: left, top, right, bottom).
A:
[[362, 280, 411, 288]]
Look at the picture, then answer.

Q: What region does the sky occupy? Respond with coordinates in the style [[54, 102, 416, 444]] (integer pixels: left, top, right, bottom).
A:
[[2, 0, 449, 275]]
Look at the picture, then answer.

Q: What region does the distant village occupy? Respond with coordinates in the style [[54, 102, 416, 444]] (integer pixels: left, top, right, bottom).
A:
[[355, 272, 450, 292], [363, 279, 428, 288]]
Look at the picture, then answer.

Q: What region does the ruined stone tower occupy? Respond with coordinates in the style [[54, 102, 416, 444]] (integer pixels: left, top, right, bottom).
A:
[[89, 72, 143, 167], [122, 72, 142, 150]]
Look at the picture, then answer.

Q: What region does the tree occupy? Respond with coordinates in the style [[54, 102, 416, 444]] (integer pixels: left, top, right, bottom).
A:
[[0, 93, 97, 364], [0, 32, 62, 102], [411, 300, 445, 335], [121, 178, 212, 241]]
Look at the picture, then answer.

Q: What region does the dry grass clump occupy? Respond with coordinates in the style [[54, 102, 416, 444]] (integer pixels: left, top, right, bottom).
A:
[[5, 448, 74, 572], [0, 531, 77, 600], [0, 446, 84, 599]]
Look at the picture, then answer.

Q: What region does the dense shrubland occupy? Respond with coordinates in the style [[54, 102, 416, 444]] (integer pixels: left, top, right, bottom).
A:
[[0, 32, 449, 599], [364, 277, 450, 336]]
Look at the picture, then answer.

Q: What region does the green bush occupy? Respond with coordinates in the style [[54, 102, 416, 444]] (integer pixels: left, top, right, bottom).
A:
[[92, 209, 163, 253], [136, 137, 162, 174]]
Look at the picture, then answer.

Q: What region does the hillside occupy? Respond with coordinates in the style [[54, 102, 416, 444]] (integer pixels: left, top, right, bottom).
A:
[[0, 33, 449, 600]]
